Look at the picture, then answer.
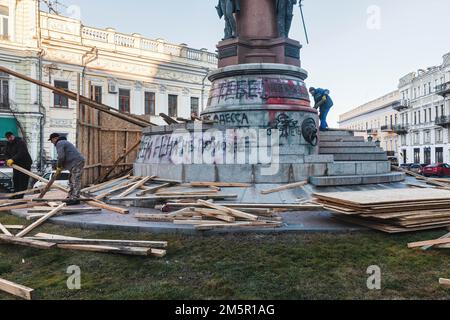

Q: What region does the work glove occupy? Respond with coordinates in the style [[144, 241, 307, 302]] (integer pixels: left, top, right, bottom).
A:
[[56, 167, 63, 175], [6, 159, 14, 167], [322, 96, 327, 102]]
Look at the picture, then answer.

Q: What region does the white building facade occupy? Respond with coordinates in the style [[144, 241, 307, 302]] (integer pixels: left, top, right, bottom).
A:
[[339, 91, 401, 157], [0, 0, 217, 170], [395, 53, 450, 165]]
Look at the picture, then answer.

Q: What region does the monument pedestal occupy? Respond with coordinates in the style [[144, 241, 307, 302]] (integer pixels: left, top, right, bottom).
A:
[[217, 37, 302, 68]]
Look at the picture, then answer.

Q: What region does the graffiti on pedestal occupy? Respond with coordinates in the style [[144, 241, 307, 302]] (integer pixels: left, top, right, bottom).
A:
[[208, 77, 310, 107], [267, 113, 301, 138]]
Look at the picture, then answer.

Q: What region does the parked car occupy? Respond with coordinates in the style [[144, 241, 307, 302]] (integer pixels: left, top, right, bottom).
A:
[[33, 171, 70, 189], [388, 157, 399, 167], [399, 163, 413, 170], [421, 163, 450, 177], [0, 166, 13, 192], [408, 164, 423, 174]]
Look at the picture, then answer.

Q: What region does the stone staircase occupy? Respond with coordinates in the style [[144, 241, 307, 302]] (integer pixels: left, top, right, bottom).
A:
[[309, 130, 405, 187]]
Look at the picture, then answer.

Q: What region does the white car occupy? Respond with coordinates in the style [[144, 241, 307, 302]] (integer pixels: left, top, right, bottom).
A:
[[34, 170, 70, 189]]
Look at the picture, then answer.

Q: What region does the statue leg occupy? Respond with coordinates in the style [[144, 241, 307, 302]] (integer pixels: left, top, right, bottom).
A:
[[225, 1, 237, 37], [277, 3, 287, 37]]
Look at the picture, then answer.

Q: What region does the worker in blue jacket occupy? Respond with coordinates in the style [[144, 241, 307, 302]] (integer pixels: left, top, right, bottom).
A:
[[309, 87, 334, 131]]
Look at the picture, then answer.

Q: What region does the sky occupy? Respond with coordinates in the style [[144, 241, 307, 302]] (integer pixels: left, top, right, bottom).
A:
[[46, 0, 450, 126]]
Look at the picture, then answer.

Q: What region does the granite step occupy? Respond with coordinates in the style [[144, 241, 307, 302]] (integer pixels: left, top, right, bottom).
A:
[[310, 172, 405, 187], [332, 153, 388, 162], [326, 161, 391, 176], [320, 147, 383, 154], [319, 130, 354, 137], [319, 141, 377, 148], [319, 136, 365, 142]]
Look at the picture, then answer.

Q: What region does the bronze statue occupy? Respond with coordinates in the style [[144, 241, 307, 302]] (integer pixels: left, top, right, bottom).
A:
[[276, 0, 297, 38], [216, 0, 241, 40]]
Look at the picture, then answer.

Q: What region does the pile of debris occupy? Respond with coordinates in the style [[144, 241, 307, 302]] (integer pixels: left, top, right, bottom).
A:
[[81, 177, 321, 231], [313, 188, 450, 233]]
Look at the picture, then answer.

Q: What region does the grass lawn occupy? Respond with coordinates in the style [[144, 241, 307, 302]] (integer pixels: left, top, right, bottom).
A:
[[0, 213, 449, 300]]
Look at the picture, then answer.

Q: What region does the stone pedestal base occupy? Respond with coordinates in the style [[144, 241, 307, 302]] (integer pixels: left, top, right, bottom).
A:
[[217, 37, 302, 68]]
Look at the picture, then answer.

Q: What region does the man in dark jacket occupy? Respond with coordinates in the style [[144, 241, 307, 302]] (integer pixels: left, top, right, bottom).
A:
[[49, 133, 85, 205], [5, 132, 33, 198]]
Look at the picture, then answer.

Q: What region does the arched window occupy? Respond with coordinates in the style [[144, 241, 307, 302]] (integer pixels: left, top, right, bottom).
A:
[[0, 5, 8, 39]]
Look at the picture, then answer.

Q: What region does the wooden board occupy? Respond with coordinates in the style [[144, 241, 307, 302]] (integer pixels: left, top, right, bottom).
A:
[[0, 235, 56, 249], [0, 222, 13, 236], [197, 200, 258, 221], [314, 188, 450, 206], [439, 278, 450, 286], [30, 233, 167, 249], [16, 203, 66, 238], [0, 278, 34, 300], [56, 244, 152, 256], [261, 181, 308, 195]]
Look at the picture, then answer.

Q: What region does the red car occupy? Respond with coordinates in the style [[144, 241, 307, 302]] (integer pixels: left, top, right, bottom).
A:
[[421, 163, 450, 177]]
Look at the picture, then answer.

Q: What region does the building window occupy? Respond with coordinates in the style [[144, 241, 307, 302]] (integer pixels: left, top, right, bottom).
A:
[[436, 147, 444, 163], [441, 105, 445, 117], [436, 129, 443, 143], [424, 130, 431, 144], [0, 5, 8, 39], [144, 92, 156, 116], [190, 97, 200, 118], [414, 148, 421, 164], [429, 108, 432, 122], [413, 132, 420, 145], [168, 94, 178, 117], [0, 73, 9, 109], [424, 110, 427, 123], [119, 89, 131, 113], [424, 148, 431, 165], [54, 81, 69, 108], [90, 85, 102, 104]]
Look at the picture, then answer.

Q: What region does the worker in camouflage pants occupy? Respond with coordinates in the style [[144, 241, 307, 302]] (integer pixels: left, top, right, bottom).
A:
[[49, 133, 86, 206]]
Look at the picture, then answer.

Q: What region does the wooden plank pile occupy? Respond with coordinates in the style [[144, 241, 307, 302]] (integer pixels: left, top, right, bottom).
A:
[[313, 188, 450, 233], [136, 199, 284, 231]]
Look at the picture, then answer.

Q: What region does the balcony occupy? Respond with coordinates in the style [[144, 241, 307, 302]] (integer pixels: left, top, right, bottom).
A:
[[392, 100, 411, 112], [381, 125, 394, 133], [392, 125, 409, 135], [366, 128, 378, 135], [435, 116, 450, 128], [435, 82, 450, 97]]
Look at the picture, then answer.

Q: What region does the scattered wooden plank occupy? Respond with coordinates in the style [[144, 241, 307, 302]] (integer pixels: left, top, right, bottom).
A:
[[16, 203, 66, 238], [0, 203, 39, 212], [261, 181, 308, 195], [86, 200, 129, 215], [190, 182, 251, 188], [82, 175, 132, 194], [440, 278, 450, 286], [0, 278, 34, 300], [193, 208, 236, 223], [136, 183, 172, 197], [11, 165, 69, 193], [28, 207, 101, 214], [155, 190, 219, 196], [94, 178, 141, 200], [195, 221, 283, 231], [38, 170, 61, 199], [3, 225, 24, 230], [2, 186, 45, 199], [56, 244, 152, 256], [197, 200, 258, 221], [0, 222, 13, 236], [117, 176, 154, 198], [111, 194, 238, 201], [135, 214, 175, 222], [30, 233, 167, 249], [0, 235, 56, 250], [408, 237, 450, 249]]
